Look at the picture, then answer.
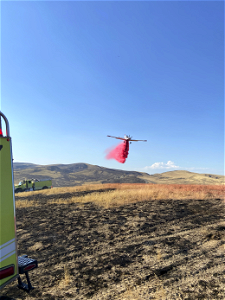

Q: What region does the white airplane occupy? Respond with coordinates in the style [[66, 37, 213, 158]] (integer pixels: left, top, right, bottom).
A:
[[107, 134, 147, 143]]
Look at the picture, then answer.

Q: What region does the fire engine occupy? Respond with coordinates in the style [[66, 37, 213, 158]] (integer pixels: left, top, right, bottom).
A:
[[15, 179, 52, 193], [0, 111, 38, 292]]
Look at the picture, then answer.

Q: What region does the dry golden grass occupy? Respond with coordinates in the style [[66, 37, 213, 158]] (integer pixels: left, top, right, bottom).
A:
[[15, 183, 120, 198], [48, 183, 224, 208], [15, 199, 38, 208], [58, 265, 72, 289], [15, 183, 224, 211]]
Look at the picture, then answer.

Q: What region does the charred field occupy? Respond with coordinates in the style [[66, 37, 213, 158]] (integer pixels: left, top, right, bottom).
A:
[[0, 184, 224, 300]]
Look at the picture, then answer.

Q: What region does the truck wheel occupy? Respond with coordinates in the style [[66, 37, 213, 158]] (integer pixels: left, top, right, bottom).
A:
[[15, 188, 22, 193], [42, 186, 48, 189]]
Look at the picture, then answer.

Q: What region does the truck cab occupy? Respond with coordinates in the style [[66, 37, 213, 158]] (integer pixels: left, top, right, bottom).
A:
[[15, 180, 33, 192]]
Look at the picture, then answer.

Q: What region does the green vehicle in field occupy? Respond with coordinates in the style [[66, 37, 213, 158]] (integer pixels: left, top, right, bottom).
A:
[[14, 179, 52, 193]]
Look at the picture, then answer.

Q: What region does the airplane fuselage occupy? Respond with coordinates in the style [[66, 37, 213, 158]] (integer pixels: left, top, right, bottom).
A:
[[124, 135, 131, 140]]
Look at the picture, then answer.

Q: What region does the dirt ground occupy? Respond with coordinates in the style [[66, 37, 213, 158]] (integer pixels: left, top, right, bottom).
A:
[[0, 190, 224, 299]]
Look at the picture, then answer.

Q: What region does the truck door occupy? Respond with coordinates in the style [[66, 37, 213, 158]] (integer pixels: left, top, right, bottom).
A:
[[27, 181, 32, 190], [0, 112, 19, 289]]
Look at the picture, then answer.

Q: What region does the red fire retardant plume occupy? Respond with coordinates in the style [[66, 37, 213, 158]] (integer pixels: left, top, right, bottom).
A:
[[105, 141, 129, 163]]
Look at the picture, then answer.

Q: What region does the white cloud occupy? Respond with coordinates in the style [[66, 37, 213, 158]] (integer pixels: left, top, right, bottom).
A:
[[144, 161, 180, 170], [142, 163, 213, 174]]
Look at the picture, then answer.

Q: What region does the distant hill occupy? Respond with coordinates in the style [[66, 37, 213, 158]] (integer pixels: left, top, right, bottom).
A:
[[13, 162, 39, 170], [145, 170, 224, 185], [13, 162, 224, 187]]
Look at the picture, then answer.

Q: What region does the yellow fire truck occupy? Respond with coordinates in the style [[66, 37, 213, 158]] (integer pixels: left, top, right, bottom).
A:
[[0, 111, 38, 292], [15, 179, 52, 193]]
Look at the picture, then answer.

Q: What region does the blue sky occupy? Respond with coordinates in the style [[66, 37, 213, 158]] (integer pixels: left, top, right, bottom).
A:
[[1, 1, 224, 175]]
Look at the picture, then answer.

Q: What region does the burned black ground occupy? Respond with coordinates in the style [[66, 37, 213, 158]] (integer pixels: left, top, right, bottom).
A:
[[0, 193, 224, 299]]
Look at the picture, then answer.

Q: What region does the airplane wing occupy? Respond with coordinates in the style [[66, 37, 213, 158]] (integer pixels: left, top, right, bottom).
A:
[[129, 139, 147, 142], [107, 135, 125, 140]]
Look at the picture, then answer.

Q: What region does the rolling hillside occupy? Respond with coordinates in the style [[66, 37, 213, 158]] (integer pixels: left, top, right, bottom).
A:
[[13, 162, 224, 187]]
